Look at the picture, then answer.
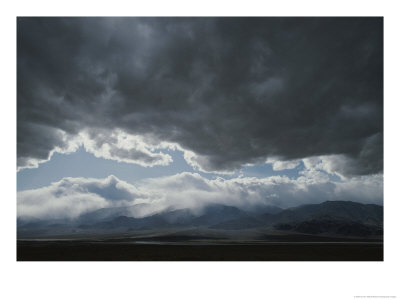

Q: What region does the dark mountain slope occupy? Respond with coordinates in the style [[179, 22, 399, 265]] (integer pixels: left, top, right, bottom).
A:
[[210, 201, 383, 235], [85, 204, 250, 231], [17, 201, 383, 238], [190, 204, 250, 226], [260, 201, 383, 226], [275, 218, 383, 236]]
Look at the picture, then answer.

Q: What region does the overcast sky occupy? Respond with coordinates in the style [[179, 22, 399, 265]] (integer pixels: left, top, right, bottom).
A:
[[17, 17, 383, 219]]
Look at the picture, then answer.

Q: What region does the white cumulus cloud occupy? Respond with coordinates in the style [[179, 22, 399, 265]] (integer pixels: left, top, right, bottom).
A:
[[18, 171, 383, 220], [17, 175, 148, 219]]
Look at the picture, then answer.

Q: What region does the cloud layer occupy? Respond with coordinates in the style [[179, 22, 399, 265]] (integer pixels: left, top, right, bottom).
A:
[[17, 18, 383, 176], [17, 175, 147, 219], [17, 172, 383, 220]]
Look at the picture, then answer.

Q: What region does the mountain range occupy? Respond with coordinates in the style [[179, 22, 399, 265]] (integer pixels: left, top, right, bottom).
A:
[[17, 200, 383, 239]]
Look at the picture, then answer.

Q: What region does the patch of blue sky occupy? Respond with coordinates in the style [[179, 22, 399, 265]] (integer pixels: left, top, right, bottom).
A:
[[16, 147, 173, 190], [17, 146, 309, 191], [17, 147, 217, 190], [325, 172, 342, 182], [240, 160, 304, 179]]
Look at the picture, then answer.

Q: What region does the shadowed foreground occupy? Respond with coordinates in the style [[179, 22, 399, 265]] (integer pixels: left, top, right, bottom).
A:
[[17, 240, 383, 261]]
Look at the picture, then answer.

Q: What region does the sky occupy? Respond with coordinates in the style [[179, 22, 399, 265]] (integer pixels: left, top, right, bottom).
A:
[[17, 17, 383, 219]]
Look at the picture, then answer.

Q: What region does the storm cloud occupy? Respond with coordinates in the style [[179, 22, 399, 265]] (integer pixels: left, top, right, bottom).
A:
[[17, 17, 383, 176]]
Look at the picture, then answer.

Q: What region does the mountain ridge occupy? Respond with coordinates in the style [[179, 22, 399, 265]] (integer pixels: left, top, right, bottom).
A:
[[17, 200, 383, 238]]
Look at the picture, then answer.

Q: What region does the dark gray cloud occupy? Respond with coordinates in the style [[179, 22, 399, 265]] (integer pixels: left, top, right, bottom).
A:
[[17, 17, 383, 176]]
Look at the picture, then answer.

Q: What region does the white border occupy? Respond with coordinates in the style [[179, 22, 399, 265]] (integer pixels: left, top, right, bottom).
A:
[[2, 1, 399, 299]]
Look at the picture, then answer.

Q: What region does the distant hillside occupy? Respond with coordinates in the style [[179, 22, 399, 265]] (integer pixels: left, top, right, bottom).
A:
[[17, 200, 383, 238], [262, 201, 383, 226], [210, 201, 383, 236], [84, 204, 250, 230], [275, 219, 383, 236]]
